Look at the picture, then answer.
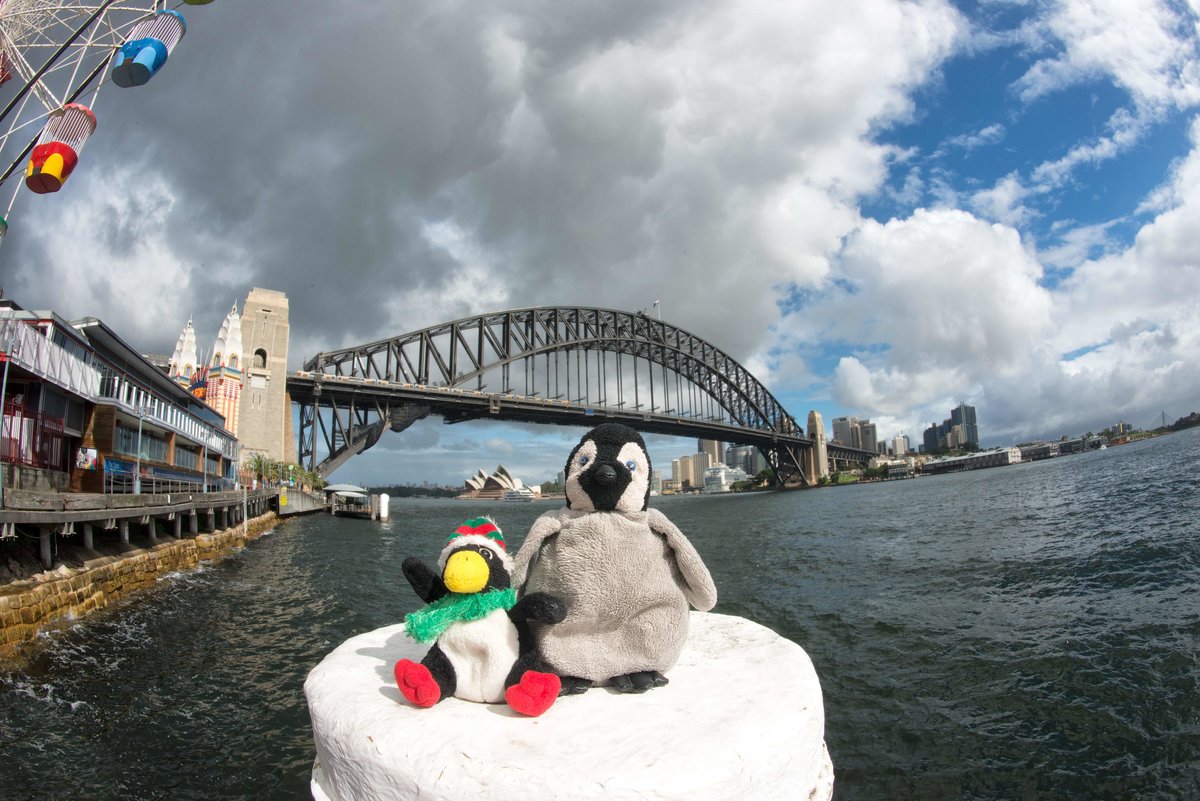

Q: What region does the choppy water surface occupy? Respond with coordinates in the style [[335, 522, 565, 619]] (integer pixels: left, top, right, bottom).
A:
[[2, 428, 1197, 800]]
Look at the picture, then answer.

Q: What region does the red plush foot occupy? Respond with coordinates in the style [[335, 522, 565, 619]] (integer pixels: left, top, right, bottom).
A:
[[394, 659, 441, 708], [505, 670, 562, 717]]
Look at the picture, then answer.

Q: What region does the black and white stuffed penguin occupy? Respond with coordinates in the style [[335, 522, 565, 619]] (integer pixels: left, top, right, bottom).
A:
[[394, 517, 567, 716], [512, 423, 718, 694]]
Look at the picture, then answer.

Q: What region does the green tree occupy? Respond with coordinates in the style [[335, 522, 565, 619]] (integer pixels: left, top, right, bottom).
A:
[[247, 453, 274, 486], [754, 468, 776, 488]]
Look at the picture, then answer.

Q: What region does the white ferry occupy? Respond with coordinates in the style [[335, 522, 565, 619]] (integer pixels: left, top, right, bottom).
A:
[[502, 487, 536, 502]]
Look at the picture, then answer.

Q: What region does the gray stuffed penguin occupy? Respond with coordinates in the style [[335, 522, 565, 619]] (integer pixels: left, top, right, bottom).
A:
[[512, 423, 718, 695]]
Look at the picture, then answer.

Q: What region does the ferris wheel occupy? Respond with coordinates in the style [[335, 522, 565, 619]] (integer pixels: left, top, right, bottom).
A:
[[0, 0, 211, 239]]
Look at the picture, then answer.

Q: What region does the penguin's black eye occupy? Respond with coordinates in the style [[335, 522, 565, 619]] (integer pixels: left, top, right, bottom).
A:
[[579, 455, 590, 467], [625, 460, 637, 472]]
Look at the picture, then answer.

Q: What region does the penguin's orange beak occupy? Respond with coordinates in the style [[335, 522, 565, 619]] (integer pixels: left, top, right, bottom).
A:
[[443, 549, 488, 594]]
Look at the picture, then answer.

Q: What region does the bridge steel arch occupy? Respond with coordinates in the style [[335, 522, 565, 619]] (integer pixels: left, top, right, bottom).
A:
[[288, 307, 871, 484]]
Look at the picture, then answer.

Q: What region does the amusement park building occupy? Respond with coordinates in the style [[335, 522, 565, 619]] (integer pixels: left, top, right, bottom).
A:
[[1, 294, 239, 496]]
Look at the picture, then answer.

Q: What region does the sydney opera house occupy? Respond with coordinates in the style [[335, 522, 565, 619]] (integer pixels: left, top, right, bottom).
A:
[[460, 465, 535, 499]]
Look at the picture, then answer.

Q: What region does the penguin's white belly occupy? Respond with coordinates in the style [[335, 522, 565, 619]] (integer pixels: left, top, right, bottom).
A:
[[438, 608, 519, 703], [526, 512, 690, 682]]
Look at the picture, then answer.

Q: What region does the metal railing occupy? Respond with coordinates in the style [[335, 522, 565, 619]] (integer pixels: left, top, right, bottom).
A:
[[0, 314, 239, 462], [1, 398, 66, 470]]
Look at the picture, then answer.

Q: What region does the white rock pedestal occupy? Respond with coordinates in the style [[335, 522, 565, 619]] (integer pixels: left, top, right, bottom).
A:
[[305, 611, 834, 801]]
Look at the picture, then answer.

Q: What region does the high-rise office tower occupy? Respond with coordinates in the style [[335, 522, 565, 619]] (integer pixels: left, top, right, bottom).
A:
[[951, 403, 979, 447], [858, 420, 877, 454], [831, 416, 856, 446], [698, 438, 723, 466]]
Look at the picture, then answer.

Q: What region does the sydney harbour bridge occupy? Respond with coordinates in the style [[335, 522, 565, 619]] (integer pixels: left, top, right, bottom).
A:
[[287, 306, 875, 486]]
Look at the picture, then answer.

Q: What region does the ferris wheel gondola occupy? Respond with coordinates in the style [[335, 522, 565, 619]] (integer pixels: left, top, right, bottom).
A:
[[0, 0, 212, 239]]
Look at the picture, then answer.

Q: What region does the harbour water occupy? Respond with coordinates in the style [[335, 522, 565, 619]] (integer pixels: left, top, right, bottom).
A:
[[1, 427, 1197, 800]]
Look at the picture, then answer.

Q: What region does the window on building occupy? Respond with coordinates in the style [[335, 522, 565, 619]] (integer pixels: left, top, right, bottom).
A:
[[229, 354, 238, 369], [253, 349, 267, 369], [175, 446, 199, 471]]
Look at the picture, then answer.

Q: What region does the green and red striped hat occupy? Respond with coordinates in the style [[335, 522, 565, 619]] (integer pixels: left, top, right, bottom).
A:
[[437, 516, 512, 570]]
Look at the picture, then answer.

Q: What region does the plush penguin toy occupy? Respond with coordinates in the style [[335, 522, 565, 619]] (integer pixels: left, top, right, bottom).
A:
[[512, 423, 717, 694], [394, 517, 567, 717]]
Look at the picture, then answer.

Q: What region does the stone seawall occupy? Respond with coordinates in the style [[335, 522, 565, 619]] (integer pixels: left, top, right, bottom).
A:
[[0, 513, 281, 661]]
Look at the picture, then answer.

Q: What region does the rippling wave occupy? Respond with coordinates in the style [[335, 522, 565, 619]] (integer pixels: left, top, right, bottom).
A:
[[1, 428, 1197, 799]]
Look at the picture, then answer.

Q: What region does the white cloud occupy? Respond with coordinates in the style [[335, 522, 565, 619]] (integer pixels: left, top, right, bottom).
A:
[[6, 163, 225, 345], [1030, 105, 1147, 190], [1014, 0, 1200, 111], [7, 0, 1199, 477], [783, 208, 1053, 416], [999, 1, 1200, 194], [970, 172, 1036, 226], [1038, 219, 1121, 270], [1052, 117, 1200, 355], [944, 123, 1006, 151]]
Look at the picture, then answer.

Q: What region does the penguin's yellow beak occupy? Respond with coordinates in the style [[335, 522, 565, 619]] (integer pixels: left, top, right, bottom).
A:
[[443, 549, 489, 594]]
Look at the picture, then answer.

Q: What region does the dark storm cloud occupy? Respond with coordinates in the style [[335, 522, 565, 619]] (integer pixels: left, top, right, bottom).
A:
[[19, 1, 1194, 459], [6, 0, 963, 367]]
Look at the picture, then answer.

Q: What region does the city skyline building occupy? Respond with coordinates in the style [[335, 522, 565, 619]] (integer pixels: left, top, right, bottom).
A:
[[831, 416, 856, 446], [675, 451, 713, 490], [859, 420, 878, 454], [831, 415, 877, 454], [724, 444, 766, 477], [951, 402, 979, 447], [924, 402, 981, 452], [698, 438, 723, 465]]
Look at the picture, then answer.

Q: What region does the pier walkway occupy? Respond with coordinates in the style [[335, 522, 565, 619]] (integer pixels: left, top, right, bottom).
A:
[[0, 487, 323, 569]]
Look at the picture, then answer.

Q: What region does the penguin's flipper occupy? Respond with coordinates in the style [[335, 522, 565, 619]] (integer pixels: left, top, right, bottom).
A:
[[402, 557, 448, 604], [646, 509, 718, 611], [609, 670, 669, 694], [511, 511, 568, 589], [510, 591, 568, 625]]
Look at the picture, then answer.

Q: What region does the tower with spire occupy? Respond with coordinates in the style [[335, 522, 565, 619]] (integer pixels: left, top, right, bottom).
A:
[[166, 289, 292, 462], [168, 318, 198, 390], [205, 303, 245, 437]]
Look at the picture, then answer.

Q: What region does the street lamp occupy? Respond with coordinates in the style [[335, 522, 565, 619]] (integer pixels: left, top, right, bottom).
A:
[[133, 402, 152, 494], [0, 329, 21, 510]]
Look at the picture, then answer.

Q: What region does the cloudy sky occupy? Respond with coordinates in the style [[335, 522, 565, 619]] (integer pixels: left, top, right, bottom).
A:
[[2, 0, 1198, 486]]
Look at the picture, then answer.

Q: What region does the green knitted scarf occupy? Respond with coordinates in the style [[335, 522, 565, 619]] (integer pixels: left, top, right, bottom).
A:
[[404, 587, 517, 644]]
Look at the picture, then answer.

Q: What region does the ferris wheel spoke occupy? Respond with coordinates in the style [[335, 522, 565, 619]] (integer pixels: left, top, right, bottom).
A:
[[0, 0, 213, 236]]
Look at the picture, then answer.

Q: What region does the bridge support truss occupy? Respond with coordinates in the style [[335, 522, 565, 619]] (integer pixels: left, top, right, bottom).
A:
[[291, 307, 874, 482]]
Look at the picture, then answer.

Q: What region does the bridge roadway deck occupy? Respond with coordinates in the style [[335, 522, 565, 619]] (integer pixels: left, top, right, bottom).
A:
[[287, 371, 817, 451]]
